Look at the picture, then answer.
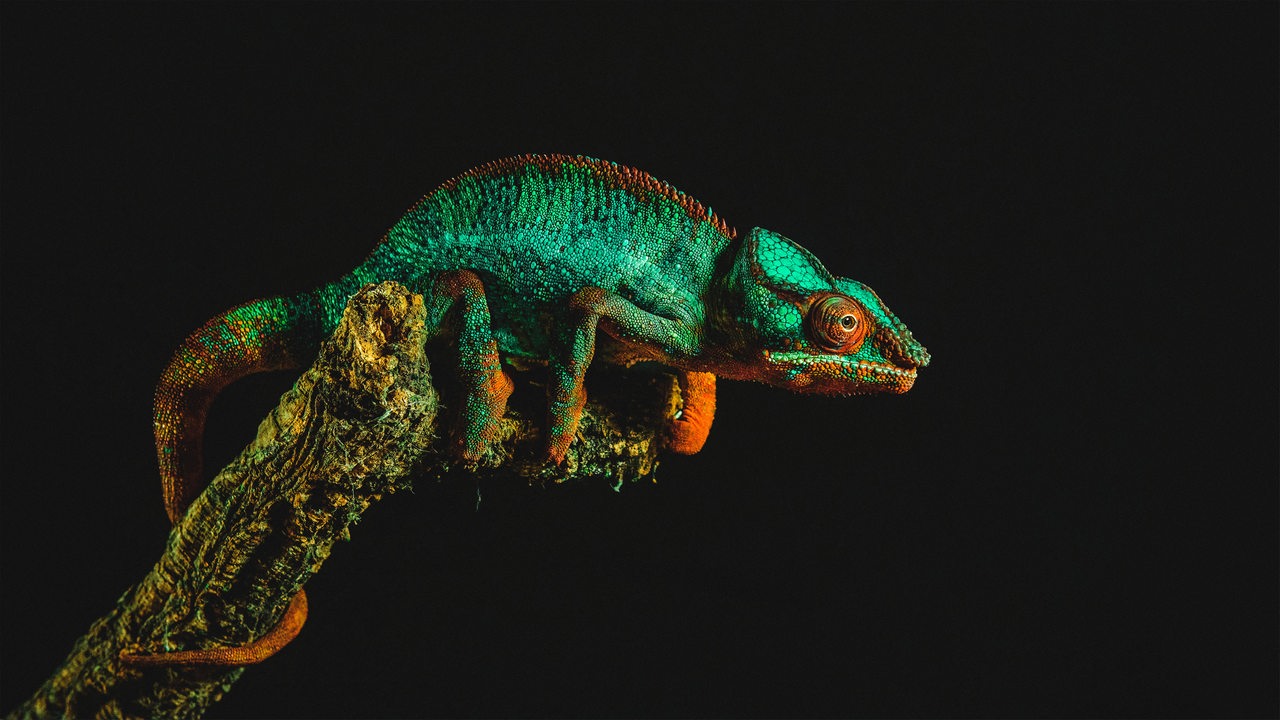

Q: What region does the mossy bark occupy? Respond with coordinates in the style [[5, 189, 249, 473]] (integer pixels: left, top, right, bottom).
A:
[[9, 281, 676, 720]]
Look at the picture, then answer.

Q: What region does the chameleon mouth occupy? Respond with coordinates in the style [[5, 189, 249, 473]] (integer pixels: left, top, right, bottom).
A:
[[765, 351, 918, 394], [851, 360, 917, 395], [856, 360, 917, 380]]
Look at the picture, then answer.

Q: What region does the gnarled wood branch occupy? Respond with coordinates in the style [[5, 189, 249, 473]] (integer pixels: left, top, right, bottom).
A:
[[9, 281, 676, 720]]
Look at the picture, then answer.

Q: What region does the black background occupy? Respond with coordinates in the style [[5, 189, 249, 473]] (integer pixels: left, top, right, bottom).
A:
[[2, 3, 1276, 718]]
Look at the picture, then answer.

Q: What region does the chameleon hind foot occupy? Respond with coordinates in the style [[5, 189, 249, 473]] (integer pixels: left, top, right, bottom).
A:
[[119, 589, 308, 667], [544, 287, 706, 464], [667, 370, 716, 454], [454, 361, 514, 462], [545, 380, 587, 465]]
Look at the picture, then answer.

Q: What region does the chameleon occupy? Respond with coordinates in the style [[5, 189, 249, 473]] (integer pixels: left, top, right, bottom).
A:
[[119, 153, 929, 668]]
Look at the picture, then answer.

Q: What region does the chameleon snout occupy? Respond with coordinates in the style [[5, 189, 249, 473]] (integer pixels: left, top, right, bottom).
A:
[[876, 326, 931, 369]]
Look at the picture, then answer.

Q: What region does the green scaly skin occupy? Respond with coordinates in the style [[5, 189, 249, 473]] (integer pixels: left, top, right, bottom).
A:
[[128, 153, 929, 668]]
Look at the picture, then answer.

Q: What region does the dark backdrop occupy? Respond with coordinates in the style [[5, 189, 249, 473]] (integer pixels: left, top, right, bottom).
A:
[[2, 3, 1276, 718]]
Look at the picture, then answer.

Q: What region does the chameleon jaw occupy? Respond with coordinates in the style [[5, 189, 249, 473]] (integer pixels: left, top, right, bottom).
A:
[[761, 350, 919, 395]]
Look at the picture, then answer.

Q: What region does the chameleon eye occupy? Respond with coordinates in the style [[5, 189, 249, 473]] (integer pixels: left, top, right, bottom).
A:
[[806, 294, 869, 353]]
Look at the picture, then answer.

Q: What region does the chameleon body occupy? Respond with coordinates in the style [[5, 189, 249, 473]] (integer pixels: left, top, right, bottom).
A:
[[122, 154, 929, 667]]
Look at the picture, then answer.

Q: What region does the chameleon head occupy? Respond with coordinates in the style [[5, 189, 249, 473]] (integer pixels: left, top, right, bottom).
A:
[[712, 227, 930, 395]]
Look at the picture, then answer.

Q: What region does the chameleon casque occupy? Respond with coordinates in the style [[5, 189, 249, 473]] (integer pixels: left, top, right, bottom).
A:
[[120, 153, 929, 667]]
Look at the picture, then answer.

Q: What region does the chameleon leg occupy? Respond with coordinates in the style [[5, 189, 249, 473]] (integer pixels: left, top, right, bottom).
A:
[[668, 371, 716, 454], [120, 590, 308, 667], [546, 287, 703, 463], [427, 270, 514, 461], [545, 310, 596, 464]]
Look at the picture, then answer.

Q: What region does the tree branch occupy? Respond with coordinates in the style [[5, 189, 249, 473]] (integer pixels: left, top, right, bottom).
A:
[[9, 281, 676, 719]]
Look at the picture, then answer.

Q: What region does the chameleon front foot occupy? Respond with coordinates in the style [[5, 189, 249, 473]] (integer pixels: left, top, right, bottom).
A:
[[119, 589, 308, 668]]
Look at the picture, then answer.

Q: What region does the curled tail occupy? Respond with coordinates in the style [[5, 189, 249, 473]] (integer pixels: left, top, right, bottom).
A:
[[153, 293, 321, 524]]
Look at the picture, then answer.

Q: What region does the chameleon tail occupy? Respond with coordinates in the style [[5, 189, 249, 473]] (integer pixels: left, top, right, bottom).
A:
[[153, 293, 321, 524], [127, 293, 320, 668], [119, 589, 308, 667], [141, 275, 367, 667]]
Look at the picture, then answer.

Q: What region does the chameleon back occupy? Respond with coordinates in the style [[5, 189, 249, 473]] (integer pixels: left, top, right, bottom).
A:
[[323, 155, 739, 358]]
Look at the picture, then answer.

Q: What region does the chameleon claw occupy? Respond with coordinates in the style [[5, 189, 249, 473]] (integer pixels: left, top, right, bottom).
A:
[[545, 444, 569, 466]]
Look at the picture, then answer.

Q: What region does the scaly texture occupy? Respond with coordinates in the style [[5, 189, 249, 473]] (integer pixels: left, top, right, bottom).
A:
[[143, 153, 931, 666]]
